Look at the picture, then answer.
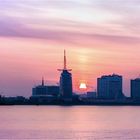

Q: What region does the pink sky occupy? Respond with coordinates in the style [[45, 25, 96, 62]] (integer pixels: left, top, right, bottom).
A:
[[0, 0, 140, 96]]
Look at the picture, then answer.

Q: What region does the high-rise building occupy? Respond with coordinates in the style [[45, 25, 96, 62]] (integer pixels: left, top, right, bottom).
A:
[[131, 78, 140, 99], [58, 50, 73, 100], [97, 74, 123, 99]]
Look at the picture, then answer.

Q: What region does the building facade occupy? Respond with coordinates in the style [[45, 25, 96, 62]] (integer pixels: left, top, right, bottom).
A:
[[47, 86, 59, 97], [32, 78, 59, 97], [32, 85, 48, 96], [131, 78, 140, 99], [59, 70, 73, 99], [97, 74, 123, 99]]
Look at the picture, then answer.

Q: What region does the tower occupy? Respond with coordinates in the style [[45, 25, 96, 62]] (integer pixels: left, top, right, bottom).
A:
[[58, 50, 73, 100]]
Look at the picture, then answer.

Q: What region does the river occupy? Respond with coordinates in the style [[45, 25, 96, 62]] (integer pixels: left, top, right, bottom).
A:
[[0, 106, 140, 139]]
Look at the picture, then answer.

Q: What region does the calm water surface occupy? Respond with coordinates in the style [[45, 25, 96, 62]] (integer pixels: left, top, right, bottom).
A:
[[0, 106, 140, 140]]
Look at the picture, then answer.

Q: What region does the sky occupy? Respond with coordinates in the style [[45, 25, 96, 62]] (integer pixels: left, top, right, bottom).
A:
[[0, 0, 140, 97]]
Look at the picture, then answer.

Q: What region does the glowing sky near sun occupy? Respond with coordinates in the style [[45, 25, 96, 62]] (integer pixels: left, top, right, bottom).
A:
[[0, 0, 140, 96]]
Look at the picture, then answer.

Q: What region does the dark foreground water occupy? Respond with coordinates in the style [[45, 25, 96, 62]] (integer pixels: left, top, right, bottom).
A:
[[0, 106, 140, 140]]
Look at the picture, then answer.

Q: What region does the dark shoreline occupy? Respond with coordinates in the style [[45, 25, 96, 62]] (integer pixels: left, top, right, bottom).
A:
[[1, 95, 140, 106], [1, 102, 140, 106]]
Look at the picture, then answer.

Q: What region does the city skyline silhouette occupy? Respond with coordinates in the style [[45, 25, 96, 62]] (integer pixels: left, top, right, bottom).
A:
[[0, 0, 140, 97]]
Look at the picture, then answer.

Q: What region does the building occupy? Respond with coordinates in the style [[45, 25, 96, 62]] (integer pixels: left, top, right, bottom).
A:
[[59, 70, 72, 99], [97, 74, 123, 99], [32, 78, 59, 97], [47, 86, 59, 97], [87, 91, 96, 98], [58, 50, 73, 101], [131, 78, 140, 99], [32, 78, 47, 96]]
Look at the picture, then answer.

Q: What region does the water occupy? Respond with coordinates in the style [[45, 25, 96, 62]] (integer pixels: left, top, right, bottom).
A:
[[0, 106, 140, 140]]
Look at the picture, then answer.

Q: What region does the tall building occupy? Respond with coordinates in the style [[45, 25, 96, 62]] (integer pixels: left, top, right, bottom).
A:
[[131, 78, 140, 99], [58, 50, 73, 100], [97, 74, 123, 99]]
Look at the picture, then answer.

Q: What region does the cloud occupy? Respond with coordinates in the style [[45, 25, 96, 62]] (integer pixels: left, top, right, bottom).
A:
[[0, 0, 140, 45], [0, 16, 140, 46]]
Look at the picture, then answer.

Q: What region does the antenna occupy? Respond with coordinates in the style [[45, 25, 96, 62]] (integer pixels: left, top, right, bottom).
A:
[[58, 50, 72, 71], [42, 77, 44, 86], [64, 50, 66, 70]]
